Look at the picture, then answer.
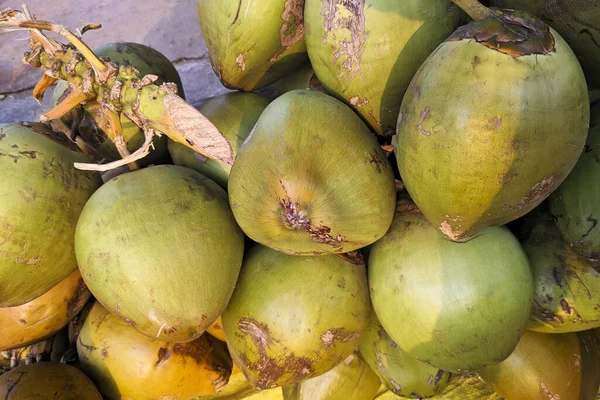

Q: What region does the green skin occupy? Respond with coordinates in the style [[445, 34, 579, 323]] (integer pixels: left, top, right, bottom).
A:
[[197, 0, 308, 91], [54, 42, 185, 166], [266, 62, 320, 96], [222, 245, 371, 389], [74, 165, 245, 343], [0, 363, 102, 399], [0, 123, 101, 307], [395, 27, 589, 242], [228, 90, 396, 255], [368, 200, 534, 373], [490, 0, 600, 89], [479, 330, 600, 400], [168, 92, 271, 188], [359, 312, 450, 398], [523, 221, 600, 333], [282, 352, 381, 400], [376, 375, 503, 400], [549, 101, 600, 260], [304, 0, 461, 136]]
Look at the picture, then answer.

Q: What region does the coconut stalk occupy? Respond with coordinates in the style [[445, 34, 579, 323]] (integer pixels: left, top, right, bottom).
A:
[[0, 6, 234, 171]]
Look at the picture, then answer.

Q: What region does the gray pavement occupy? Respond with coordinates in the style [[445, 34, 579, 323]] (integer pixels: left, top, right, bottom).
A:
[[0, 0, 229, 122]]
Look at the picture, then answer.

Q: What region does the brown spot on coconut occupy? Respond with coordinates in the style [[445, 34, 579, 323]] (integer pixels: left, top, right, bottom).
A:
[[305, 0, 461, 135], [228, 90, 396, 255], [479, 330, 600, 400], [281, 351, 380, 399], [222, 245, 370, 389], [197, 0, 308, 91]]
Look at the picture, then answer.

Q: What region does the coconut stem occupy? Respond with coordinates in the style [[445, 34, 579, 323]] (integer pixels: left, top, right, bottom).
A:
[[452, 0, 495, 20]]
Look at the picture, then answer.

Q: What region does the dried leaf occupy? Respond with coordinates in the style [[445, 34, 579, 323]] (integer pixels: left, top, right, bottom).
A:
[[162, 94, 235, 165]]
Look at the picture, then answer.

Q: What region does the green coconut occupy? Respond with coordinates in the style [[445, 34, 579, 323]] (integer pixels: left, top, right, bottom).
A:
[[375, 375, 503, 400], [282, 352, 381, 400], [490, 0, 600, 89], [522, 220, 600, 333], [368, 198, 534, 373], [53, 42, 184, 166], [0, 123, 101, 307], [359, 312, 450, 398], [74, 165, 245, 342], [549, 97, 600, 261], [222, 245, 371, 389], [304, 0, 461, 136], [168, 92, 271, 188], [0, 362, 102, 399], [265, 63, 323, 97], [197, 0, 307, 91], [228, 90, 396, 255], [479, 330, 600, 400], [394, 3, 589, 242]]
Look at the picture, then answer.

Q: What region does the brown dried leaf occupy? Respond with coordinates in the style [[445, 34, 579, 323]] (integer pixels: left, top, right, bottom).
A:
[[163, 94, 235, 165]]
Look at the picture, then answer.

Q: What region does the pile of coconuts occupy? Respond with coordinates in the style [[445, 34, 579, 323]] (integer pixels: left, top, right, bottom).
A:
[[1, 0, 600, 399]]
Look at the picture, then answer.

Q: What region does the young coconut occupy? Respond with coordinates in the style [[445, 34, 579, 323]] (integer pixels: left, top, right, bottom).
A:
[[376, 375, 503, 400], [0, 123, 101, 307], [75, 165, 245, 342], [197, 0, 307, 91], [168, 92, 271, 188], [53, 42, 186, 167], [0, 362, 102, 399], [522, 220, 600, 333], [490, 0, 600, 89], [549, 97, 600, 261], [282, 352, 381, 400], [304, 0, 461, 136], [358, 312, 450, 398], [394, 0, 589, 242], [0, 269, 90, 351], [222, 245, 371, 389], [228, 90, 396, 255], [479, 330, 600, 400], [368, 198, 534, 373], [76, 302, 232, 400]]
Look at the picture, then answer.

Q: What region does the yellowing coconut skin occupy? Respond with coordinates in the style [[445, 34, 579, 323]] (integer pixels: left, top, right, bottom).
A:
[[77, 302, 233, 400], [0, 269, 90, 351], [479, 330, 600, 400]]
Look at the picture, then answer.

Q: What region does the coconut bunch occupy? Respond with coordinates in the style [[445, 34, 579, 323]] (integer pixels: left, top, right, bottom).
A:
[[0, 0, 599, 399]]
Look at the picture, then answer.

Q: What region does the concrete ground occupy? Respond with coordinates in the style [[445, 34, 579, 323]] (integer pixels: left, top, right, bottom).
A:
[[0, 0, 229, 122]]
